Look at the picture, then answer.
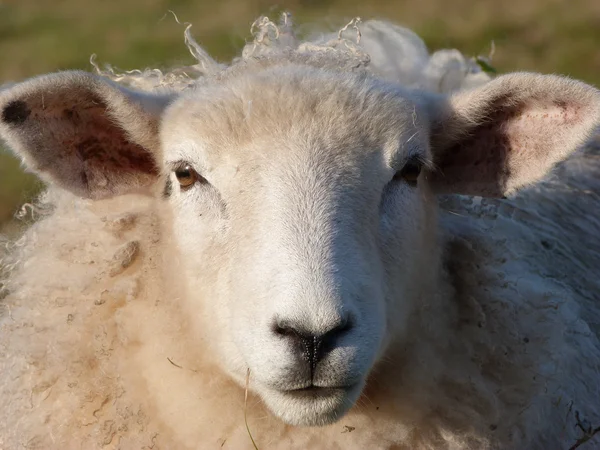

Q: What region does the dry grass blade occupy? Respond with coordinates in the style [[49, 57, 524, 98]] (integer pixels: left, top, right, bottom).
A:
[[244, 368, 259, 450], [567, 411, 600, 450]]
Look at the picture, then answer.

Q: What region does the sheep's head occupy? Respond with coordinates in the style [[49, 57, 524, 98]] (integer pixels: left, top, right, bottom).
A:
[[1, 62, 599, 427]]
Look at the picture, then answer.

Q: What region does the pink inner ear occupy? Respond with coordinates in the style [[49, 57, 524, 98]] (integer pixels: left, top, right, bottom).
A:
[[433, 98, 583, 197], [7, 90, 158, 199], [504, 100, 582, 163]]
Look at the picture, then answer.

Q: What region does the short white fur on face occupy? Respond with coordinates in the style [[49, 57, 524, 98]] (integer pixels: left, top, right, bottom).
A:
[[1, 43, 599, 436], [160, 65, 435, 425]]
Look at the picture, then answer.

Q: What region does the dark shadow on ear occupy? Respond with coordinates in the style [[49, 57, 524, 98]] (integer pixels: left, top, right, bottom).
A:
[[430, 93, 519, 197]]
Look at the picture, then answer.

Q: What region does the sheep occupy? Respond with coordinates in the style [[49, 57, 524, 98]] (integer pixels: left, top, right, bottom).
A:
[[1, 14, 600, 450]]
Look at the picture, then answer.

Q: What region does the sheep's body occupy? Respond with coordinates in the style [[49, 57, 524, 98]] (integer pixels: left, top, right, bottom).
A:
[[2, 144, 599, 450], [1, 17, 600, 450]]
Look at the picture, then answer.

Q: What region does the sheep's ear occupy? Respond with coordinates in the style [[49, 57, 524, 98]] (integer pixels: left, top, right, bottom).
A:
[[0, 71, 173, 199], [426, 73, 600, 197]]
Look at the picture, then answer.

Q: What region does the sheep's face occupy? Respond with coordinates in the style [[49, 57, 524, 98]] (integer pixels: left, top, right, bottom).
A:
[[3, 62, 598, 428], [160, 66, 437, 426]]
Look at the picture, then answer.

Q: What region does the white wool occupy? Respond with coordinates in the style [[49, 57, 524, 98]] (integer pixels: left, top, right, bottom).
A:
[[89, 14, 491, 94], [1, 14, 599, 450]]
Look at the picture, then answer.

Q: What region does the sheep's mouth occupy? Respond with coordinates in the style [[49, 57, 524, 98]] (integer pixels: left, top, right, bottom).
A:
[[286, 384, 356, 396], [283, 386, 352, 400], [259, 382, 363, 426]]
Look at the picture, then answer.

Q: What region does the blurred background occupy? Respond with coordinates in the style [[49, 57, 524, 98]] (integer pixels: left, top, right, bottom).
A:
[[1, 0, 599, 232]]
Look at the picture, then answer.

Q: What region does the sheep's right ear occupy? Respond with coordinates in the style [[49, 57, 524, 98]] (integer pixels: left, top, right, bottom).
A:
[[0, 71, 173, 199]]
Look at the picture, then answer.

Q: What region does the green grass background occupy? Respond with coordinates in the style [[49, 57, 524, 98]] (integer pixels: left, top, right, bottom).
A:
[[1, 0, 599, 227]]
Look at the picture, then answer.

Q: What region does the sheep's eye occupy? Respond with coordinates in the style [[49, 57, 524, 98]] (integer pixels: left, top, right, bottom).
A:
[[393, 159, 422, 187], [174, 165, 200, 190]]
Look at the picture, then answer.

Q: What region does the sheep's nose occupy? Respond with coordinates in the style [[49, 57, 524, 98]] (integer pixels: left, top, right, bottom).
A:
[[272, 315, 353, 373]]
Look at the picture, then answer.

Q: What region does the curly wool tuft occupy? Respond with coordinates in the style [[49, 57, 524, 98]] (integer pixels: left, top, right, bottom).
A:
[[88, 13, 491, 95]]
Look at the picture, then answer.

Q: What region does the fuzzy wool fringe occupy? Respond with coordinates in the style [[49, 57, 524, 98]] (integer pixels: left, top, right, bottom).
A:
[[88, 13, 491, 94]]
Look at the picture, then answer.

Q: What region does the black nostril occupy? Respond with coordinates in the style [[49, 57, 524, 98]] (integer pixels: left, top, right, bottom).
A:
[[272, 315, 353, 374], [273, 321, 297, 338], [335, 315, 352, 335]]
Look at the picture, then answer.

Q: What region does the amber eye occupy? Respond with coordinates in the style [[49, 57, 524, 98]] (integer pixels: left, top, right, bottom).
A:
[[393, 159, 422, 187], [174, 164, 200, 190]]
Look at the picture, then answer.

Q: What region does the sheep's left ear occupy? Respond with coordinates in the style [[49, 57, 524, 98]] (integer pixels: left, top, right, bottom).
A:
[[0, 71, 173, 200], [425, 73, 600, 197]]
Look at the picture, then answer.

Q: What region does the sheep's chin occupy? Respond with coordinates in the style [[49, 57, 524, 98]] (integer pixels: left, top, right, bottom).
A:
[[258, 383, 363, 427]]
